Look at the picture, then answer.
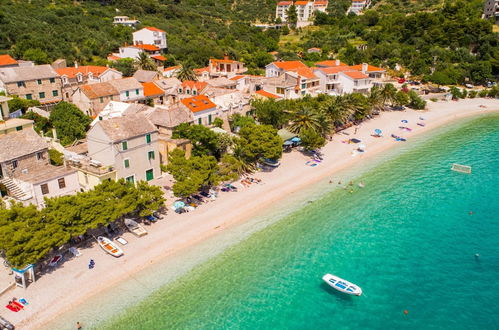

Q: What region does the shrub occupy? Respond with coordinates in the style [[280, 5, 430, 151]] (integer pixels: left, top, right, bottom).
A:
[[48, 149, 64, 166]]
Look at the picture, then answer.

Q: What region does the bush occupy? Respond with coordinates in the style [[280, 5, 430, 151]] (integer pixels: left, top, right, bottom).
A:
[[213, 117, 224, 128], [468, 91, 478, 98], [48, 149, 64, 166], [430, 98, 438, 102], [408, 91, 426, 110], [478, 90, 488, 97]]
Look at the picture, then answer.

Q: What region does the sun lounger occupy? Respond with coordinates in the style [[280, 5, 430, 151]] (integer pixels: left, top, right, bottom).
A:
[[69, 247, 82, 257], [115, 237, 128, 245], [48, 255, 63, 267]]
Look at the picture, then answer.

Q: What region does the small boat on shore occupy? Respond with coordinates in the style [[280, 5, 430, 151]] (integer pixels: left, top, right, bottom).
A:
[[97, 236, 123, 257], [322, 274, 362, 296], [124, 218, 148, 237]]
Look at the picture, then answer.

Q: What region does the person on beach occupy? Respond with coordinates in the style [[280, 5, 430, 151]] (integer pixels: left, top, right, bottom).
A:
[[354, 127, 358, 134], [76, 321, 82, 329]]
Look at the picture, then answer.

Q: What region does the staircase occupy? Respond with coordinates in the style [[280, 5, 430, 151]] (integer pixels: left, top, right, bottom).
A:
[[0, 177, 28, 200]]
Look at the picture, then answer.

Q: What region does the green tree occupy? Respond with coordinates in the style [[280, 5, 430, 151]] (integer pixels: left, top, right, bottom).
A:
[[49, 102, 91, 146], [22, 48, 49, 64], [213, 117, 224, 128], [380, 83, 397, 106], [407, 91, 427, 109], [176, 62, 197, 82], [112, 58, 136, 77], [393, 91, 410, 107], [135, 52, 157, 71], [237, 124, 282, 164], [288, 107, 328, 136], [299, 128, 326, 151], [229, 113, 255, 131], [320, 95, 355, 127], [48, 149, 64, 166], [8, 97, 41, 113], [286, 5, 298, 29], [252, 99, 287, 129], [22, 111, 51, 134], [172, 123, 220, 157]]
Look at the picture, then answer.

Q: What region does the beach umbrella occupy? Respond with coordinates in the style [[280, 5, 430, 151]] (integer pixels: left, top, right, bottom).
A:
[[291, 137, 301, 143], [283, 140, 294, 146], [374, 129, 382, 135], [401, 119, 408, 123], [173, 201, 185, 209]]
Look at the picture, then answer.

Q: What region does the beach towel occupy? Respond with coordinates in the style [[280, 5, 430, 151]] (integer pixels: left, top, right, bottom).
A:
[[6, 305, 18, 312], [12, 301, 23, 309], [19, 298, 28, 306]]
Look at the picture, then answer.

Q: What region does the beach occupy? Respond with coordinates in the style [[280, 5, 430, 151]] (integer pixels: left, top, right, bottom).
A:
[[3, 98, 499, 329]]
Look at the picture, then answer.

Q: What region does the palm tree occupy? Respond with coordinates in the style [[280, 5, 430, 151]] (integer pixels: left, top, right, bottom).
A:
[[288, 107, 327, 136], [135, 52, 157, 71], [380, 83, 397, 107], [176, 63, 197, 82], [320, 95, 355, 128], [367, 86, 384, 113]]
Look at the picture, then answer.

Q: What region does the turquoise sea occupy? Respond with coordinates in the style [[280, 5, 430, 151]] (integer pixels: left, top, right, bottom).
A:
[[53, 114, 499, 329]]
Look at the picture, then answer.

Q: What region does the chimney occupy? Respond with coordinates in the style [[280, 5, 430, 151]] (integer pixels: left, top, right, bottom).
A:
[[74, 61, 78, 69], [362, 63, 368, 73], [224, 53, 229, 60], [336, 59, 340, 66]]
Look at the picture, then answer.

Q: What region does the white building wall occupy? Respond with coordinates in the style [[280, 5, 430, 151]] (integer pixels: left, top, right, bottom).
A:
[[32, 172, 79, 208], [118, 47, 143, 60], [133, 29, 167, 49]]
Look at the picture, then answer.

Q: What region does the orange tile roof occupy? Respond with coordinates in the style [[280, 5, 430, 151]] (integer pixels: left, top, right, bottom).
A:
[[0, 54, 17, 66], [350, 64, 386, 72], [142, 82, 164, 97], [314, 0, 328, 6], [295, 1, 310, 5], [277, 1, 293, 5], [181, 95, 216, 113], [132, 44, 160, 51], [308, 47, 321, 51], [342, 71, 369, 79], [107, 54, 121, 61], [164, 65, 181, 72], [230, 75, 246, 81], [272, 61, 308, 70], [151, 55, 167, 61], [145, 27, 165, 32], [292, 67, 318, 79], [256, 90, 281, 99], [315, 60, 347, 67], [314, 66, 352, 74], [81, 82, 119, 99], [181, 80, 208, 92], [210, 58, 238, 64], [194, 67, 209, 74], [56, 66, 109, 79]]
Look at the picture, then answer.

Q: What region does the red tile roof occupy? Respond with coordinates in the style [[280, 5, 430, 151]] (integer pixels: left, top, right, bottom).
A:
[[142, 82, 164, 97], [132, 44, 160, 51], [314, 0, 328, 6], [230, 75, 246, 81], [0, 54, 17, 67], [181, 95, 216, 113], [194, 67, 210, 74], [272, 61, 308, 70], [350, 64, 386, 72], [144, 27, 165, 32], [107, 54, 121, 61], [151, 55, 167, 61], [314, 66, 352, 74], [295, 1, 310, 5], [277, 1, 293, 5], [342, 71, 369, 79], [164, 65, 181, 72], [292, 67, 318, 79], [181, 80, 208, 92], [210, 58, 239, 65], [56, 66, 109, 79], [315, 60, 348, 67], [256, 90, 281, 99]]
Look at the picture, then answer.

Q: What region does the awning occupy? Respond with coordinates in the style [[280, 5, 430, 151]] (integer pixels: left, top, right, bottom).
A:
[[277, 128, 296, 141], [283, 140, 294, 146], [291, 137, 301, 143], [173, 201, 185, 209]]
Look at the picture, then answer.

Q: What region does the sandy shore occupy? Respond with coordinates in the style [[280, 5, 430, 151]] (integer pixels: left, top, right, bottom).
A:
[[3, 98, 499, 329]]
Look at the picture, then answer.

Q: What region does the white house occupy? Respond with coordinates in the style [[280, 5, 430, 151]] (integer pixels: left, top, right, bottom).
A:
[[133, 27, 167, 50], [349, 0, 371, 14], [113, 16, 139, 27], [265, 60, 308, 77], [108, 78, 145, 102], [338, 71, 372, 94], [180, 95, 219, 126]]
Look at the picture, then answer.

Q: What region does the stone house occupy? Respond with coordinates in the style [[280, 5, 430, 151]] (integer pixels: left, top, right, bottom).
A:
[[108, 77, 144, 103], [87, 114, 160, 184], [0, 128, 79, 207], [0, 64, 62, 106], [72, 82, 120, 117]]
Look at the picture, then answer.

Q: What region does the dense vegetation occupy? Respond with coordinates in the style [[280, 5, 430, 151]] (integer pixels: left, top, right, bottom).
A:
[[0, 180, 164, 268]]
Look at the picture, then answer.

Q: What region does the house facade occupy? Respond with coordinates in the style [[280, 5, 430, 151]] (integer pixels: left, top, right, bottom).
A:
[[0, 65, 62, 105], [180, 95, 218, 126], [349, 0, 371, 14], [72, 82, 120, 117], [0, 128, 78, 207], [208, 56, 247, 78], [113, 16, 139, 27], [483, 0, 499, 24], [133, 27, 168, 50], [108, 77, 145, 103], [56, 65, 123, 101], [87, 114, 160, 183], [275, 1, 328, 23]]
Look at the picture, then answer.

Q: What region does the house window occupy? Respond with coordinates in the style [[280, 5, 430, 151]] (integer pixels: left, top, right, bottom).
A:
[[124, 159, 130, 168], [39, 92, 45, 99], [41, 183, 49, 195], [145, 169, 154, 181], [58, 178, 66, 189], [36, 152, 43, 160], [148, 151, 155, 160], [178, 88, 182, 93], [208, 114, 212, 125], [126, 91, 130, 97], [301, 83, 306, 89], [52, 90, 58, 97], [186, 89, 191, 95], [15, 126, 23, 131], [12, 160, 18, 169], [126, 175, 135, 184], [198, 118, 202, 125], [17, 81, 25, 87], [193, 90, 197, 95], [37, 79, 42, 85], [50, 78, 55, 83], [110, 95, 114, 100], [100, 97, 104, 103], [135, 89, 139, 95], [146, 134, 151, 144], [122, 141, 128, 151], [77, 74, 83, 82], [63, 77, 68, 84], [26, 94, 32, 100]]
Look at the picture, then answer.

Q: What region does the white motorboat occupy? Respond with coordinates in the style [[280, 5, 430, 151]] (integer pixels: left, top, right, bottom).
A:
[[97, 236, 123, 257], [322, 273, 362, 296], [124, 218, 148, 237]]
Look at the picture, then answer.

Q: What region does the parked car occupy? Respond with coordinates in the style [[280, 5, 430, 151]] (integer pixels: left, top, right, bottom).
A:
[[398, 78, 406, 83], [465, 83, 473, 89]]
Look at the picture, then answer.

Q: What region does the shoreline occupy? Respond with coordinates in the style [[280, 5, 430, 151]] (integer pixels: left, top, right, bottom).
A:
[[5, 98, 499, 329]]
